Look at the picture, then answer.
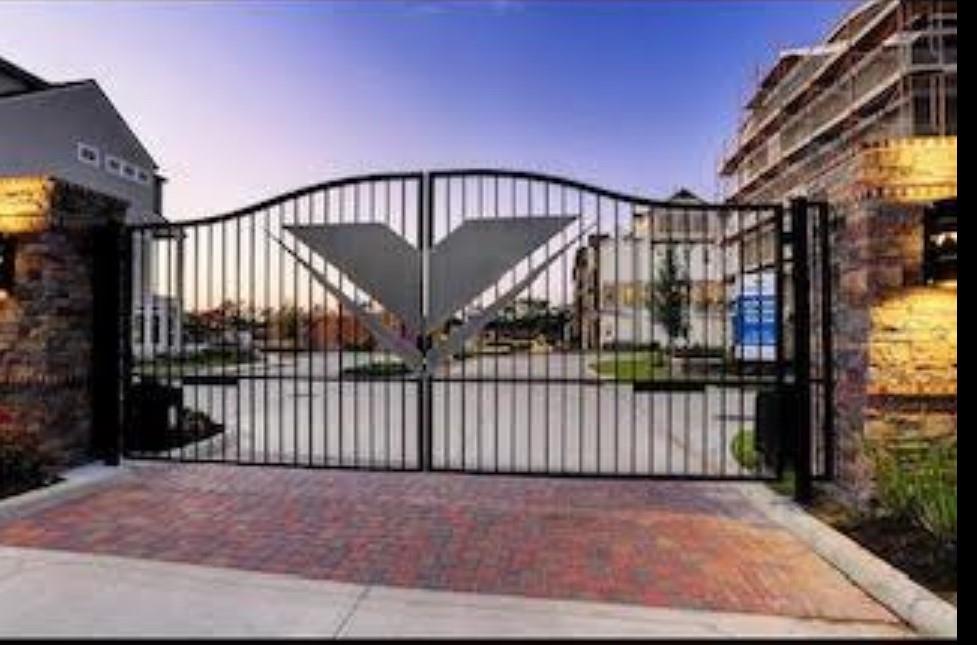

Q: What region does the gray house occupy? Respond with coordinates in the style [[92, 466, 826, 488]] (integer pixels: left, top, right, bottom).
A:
[[0, 55, 179, 359]]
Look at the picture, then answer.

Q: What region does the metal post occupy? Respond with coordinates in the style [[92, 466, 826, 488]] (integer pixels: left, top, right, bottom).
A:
[[417, 173, 433, 471], [93, 220, 125, 465], [773, 205, 786, 480], [790, 198, 812, 503], [119, 224, 133, 464]]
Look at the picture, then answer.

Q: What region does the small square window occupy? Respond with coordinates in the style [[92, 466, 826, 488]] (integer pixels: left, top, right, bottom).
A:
[[77, 143, 100, 167], [105, 156, 122, 174]]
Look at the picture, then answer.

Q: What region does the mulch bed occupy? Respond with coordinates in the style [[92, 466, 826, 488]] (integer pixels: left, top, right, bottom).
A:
[[807, 494, 957, 606], [0, 476, 62, 502]]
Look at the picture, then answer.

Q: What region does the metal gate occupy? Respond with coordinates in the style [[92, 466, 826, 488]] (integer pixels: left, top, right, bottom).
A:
[[119, 170, 832, 485]]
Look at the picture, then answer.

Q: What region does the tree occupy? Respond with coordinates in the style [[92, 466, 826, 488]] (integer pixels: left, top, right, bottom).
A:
[[652, 246, 690, 345], [272, 302, 301, 343]]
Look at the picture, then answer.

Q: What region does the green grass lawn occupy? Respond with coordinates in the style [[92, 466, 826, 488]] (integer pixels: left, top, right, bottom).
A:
[[590, 350, 670, 381]]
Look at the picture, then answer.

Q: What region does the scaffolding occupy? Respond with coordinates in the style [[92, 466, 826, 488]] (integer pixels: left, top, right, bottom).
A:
[[720, 0, 957, 205]]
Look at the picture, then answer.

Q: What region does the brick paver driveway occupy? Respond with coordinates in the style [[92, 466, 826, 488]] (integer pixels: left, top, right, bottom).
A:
[[0, 464, 897, 625]]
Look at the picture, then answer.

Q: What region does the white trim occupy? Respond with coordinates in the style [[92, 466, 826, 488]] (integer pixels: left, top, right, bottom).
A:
[[76, 142, 100, 168], [104, 154, 124, 177]]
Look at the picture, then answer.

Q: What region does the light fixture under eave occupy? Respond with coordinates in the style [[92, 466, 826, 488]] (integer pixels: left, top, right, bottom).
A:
[[924, 198, 957, 286]]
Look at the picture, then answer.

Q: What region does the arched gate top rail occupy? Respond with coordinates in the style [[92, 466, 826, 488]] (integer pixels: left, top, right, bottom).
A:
[[129, 168, 783, 230]]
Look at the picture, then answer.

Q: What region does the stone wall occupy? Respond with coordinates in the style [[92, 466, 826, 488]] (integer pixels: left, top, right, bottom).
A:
[[831, 196, 957, 502], [0, 176, 127, 466]]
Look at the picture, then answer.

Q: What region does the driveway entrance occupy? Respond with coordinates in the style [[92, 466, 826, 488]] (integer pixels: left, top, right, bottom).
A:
[[0, 464, 896, 626]]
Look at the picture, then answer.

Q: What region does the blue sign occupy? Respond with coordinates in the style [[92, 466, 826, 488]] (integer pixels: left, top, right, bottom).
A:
[[733, 294, 776, 347]]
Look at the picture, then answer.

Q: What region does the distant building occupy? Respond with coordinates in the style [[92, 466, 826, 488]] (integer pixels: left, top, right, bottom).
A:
[[0, 55, 176, 359], [572, 189, 726, 350]]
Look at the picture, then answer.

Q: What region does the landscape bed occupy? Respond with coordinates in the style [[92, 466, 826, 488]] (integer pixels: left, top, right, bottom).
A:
[[731, 429, 957, 605]]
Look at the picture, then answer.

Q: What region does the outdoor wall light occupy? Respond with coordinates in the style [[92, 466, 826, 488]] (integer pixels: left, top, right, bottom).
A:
[[0, 233, 15, 297], [924, 198, 957, 286]]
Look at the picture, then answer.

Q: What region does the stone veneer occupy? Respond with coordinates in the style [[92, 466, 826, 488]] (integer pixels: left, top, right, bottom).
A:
[[0, 176, 127, 466], [831, 197, 956, 502]]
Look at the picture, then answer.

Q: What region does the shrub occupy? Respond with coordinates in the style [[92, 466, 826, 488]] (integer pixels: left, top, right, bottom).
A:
[[870, 435, 957, 549], [0, 426, 59, 497], [731, 428, 759, 470]]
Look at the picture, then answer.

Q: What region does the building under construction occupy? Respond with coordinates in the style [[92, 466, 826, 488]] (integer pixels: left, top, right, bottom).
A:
[[720, 0, 956, 500], [720, 0, 955, 204]]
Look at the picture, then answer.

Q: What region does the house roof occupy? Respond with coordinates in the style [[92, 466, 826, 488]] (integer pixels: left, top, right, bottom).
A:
[[667, 188, 706, 204], [0, 56, 159, 170], [0, 55, 52, 96]]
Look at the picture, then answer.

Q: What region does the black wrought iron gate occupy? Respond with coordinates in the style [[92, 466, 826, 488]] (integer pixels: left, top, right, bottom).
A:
[[118, 170, 832, 487]]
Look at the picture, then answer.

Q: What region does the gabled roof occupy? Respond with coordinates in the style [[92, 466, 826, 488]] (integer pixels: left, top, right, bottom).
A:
[[667, 188, 706, 204], [0, 55, 52, 96], [0, 57, 159, 170], [76, 80, 160, 170]]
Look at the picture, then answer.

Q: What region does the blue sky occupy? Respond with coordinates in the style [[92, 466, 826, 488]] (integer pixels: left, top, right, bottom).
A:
[[0, 0, 857, 219]]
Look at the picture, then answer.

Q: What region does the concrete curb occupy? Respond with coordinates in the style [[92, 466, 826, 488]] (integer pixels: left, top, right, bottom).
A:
[[0, 462, 130, 520], [741, 483, 956, 638]]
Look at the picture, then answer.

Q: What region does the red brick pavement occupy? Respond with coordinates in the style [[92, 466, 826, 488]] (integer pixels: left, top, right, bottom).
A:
[[0, 464, 897, 624]]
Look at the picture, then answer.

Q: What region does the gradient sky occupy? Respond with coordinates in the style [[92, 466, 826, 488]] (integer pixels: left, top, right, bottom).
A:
[[0, 0, 858, 221]]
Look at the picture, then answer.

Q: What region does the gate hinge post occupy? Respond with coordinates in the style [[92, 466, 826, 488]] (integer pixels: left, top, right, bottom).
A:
[[789, 197, 813, 504]]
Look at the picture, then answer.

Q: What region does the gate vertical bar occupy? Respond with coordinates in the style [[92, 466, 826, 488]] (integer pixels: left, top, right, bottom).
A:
[[773, 205, 786, 479], [119, 226, 134, 461], [418, 173, 433, 471], [818, 202, 835, 480], [790, 197, 812, 502]]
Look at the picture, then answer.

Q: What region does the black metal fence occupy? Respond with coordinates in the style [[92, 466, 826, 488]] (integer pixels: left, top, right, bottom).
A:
[[118, 170, 832, 484]]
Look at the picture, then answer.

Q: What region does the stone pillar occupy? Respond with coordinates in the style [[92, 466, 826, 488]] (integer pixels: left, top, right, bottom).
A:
[[831, 194, 956, 503], [0, 176, 127, 467]]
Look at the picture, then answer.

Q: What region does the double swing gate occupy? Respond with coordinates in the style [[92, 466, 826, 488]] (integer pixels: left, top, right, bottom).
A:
[[116, 170, 833, 489]]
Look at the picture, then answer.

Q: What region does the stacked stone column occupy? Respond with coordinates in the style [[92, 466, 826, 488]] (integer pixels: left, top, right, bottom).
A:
[[0, 177, 127, 465]]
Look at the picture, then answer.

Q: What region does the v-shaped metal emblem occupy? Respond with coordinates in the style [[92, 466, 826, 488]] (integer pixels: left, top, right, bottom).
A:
[[275, 215, 591, 372]]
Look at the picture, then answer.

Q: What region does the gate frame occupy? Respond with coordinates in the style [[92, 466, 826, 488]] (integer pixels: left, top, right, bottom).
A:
[[112, 170, 834, 488]]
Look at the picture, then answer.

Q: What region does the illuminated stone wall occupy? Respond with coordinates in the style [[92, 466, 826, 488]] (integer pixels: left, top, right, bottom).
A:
[[868, 287, 957, 401], [0, 177, 127, 466], [830, 139, 957, 501]]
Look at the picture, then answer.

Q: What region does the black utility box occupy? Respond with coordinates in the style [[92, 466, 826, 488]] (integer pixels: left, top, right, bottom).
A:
[[755, 389, 797, 470], [125, 380, 183, 451]]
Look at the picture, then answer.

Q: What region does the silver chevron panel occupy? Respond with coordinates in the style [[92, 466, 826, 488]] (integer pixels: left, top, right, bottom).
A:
[[285, 223, 422, 333], [426, 220, 595, 367], [272, 233, 424, 370], [427, 216, 576, 333]]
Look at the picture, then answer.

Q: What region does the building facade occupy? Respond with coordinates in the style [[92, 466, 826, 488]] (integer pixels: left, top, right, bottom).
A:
[[719, 0, 957, 499], [0, 56, 177, 360], [572, 190, 727, 350]]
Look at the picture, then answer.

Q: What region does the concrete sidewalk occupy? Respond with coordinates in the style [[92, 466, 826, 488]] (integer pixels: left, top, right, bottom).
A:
[[0, 546, 909, 638]]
